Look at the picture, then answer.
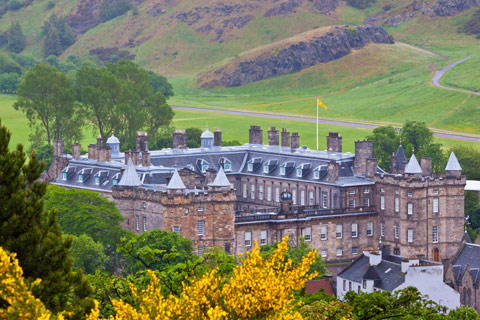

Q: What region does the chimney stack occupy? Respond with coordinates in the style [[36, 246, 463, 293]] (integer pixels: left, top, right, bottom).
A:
[[366, 158, 378, 178], [327, 132, 342, 152], [249, 125, 263, 145], [136, 131, 148, 152], [72, 143, 81, 159], [131, 150, 140, 166], [53, 140, 64, 157], [173, 130, 187, 149], [268, 127, 279, 146], [420, 157, 432, 176], [124, 150, 131, 165], [88, 144, 97, 160], [98, 146, 112, 162], [142, 151, 151, 167], [214, 128, 222, 146], [281, 128, 290, 147], [327, 161, 339, 184], [97, 137, 103, 148], [291, 132, 300, 150], [354, 140, 373, 175]]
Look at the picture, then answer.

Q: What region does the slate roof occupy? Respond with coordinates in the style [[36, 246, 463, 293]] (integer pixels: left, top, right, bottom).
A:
[[106, 134, 120, 144], [395, 145, 407, 169], [167, 170, 186, 190], [209, 167, 232, 187], [451, 243, 480, 287], [446, 151, 462, 171], [119, 159, 142, 186], [404, 154, 423, 174], [201, 128, 214, 138]]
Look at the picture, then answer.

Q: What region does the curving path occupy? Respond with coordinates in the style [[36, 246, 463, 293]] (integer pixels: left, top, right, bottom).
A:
[[172, 106, 480, 143], [431, 55, 480, 95]]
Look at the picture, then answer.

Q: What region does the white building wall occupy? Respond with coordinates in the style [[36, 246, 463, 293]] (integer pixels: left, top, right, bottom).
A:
[[395, 265, 460, 310], [337, 277, 371, 300]]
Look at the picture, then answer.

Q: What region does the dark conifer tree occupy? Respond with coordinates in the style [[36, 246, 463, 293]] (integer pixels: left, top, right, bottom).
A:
[[7, 21, 26, 53], [0, 119, 94, 318], [43, 27, 62, 57]]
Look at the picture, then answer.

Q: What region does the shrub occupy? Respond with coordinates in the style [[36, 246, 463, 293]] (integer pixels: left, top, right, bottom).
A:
[[8, 0, 22, 11]]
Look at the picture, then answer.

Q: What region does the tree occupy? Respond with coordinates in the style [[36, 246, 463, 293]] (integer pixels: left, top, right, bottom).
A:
[[148, 70, 174, 98], [43, 27, 62, 57], [14, 64, 82, 145], [344, 287, 444, 320], [145, 92, 174, 143], [44, 186, 131, 271], [400, 121, 434, 156], [70, 234, 108, 274], [7, 21, 25, 53], [186, 127, 202, 148], [366, 126, 399, 170], [447, 306, 480, 319], [99, 0, 132, 22], [42, 15, 75, 52], [0, 72, 19, 93], [451, 145, 480, 180], [0, 51, 22, 74], [0, 119, 94, 317]]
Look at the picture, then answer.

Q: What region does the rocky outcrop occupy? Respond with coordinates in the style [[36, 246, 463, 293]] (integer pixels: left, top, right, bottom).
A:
[[313, 0, 340, 15], [198, 26, 393, 88], [434, 0, 480, 16], [264, 0, 302, 17]]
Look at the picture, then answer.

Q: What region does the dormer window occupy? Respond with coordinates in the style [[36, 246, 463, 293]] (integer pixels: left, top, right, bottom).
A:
[[263, 159, 277, 174], [280, 166, 286, 175], [112, 179, 118, 186], [263, 164, 269, 173], [313, 171, 319, 179], [296, 163, 311, 178], [279, 161, 295, 176], [296, 168, 302, 177], [247, 163, 253, 172], [196, 159, 210, 173], [224, 162, 232, 171], [62, 172, 67, 180], [94, 177, 100, 185], [78, 174, 84, 183], [201, 164, 209, 173]]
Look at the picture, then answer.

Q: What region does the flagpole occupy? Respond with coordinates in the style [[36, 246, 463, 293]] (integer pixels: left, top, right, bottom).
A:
[[316, 96, 319, 151]]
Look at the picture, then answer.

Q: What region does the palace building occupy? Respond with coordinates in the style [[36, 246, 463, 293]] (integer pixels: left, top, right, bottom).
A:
[[49, 126, 466, 262]]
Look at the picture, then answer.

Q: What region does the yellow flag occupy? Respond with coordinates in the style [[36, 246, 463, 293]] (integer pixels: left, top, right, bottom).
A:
[[317, 98, 327, 110]]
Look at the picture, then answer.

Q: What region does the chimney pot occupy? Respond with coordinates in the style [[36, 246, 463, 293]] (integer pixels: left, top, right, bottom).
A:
[[72, 143, 81, 159]]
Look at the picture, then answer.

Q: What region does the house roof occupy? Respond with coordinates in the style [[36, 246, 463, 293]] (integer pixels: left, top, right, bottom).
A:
[[201, 128, 214, 139], [395, 145, 407, 169], [167, 169, 186, 190], [119, 159, 142, 186], [305, 279, 335, 296], [445, 151, 462, 171], [451, 243, 480, 287], [209, 167, 232, 187], [404, 154, 422, 174]]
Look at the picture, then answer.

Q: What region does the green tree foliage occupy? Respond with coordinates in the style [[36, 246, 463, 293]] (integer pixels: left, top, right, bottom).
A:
[[43, 27, 62, 57], [0, 72, 19, 93], [223, 139, 242, 146], [462, 9, 480, 37], [14, 64, 83, 145], [7, 0, 22, 10], [31, 143, 53, 168], [451, 145, 480, 180], [346, 0, 376, 9], [0, 119, 94, 317], [145, 92, 174, 143], [186, 127, 202, 148], [447, 306, 480, 320], [366, 126, 399, 170], [44, 185, 131, 271], [99, 0, 132, 22], [7, 21, 25, 53], [148, 70, 174, 98], [344, 287, 444, 320], [0, 51, 22, 74], [42, 15, 75, 56], [70, 234, 108, 274], [260, 238, 327, 279]]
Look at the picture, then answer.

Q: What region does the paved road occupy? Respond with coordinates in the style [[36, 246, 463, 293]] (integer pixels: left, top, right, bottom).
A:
[[431, 55, 480, 95], [172, 106, 480, 143]]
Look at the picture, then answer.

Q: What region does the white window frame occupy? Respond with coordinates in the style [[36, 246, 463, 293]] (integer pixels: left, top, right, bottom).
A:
[[351, 223, 358, 238], [363, 198, 369, 207], [280, 167, 286, 175], [224, 162, 232, 171], [395, 224, 399, 239], [300, 190, 305, 206], [197, 220, 205, 236], [352, 247, 358, 255], [62, 172, 67, 180], [349, 200, 355, 208], [408, 192, 413, 197], [263, 165, 269, 173], [267, 186, 272, 201], [259, 185, 264, 200], [366, 222, 373, 236], [172, 226, 180, 235], [380, 195, 385, 210], [94, 177, 100, 185], [185, 208, 189, 215], [143, 217, 147, 231], [197, 206, 204, 213], [136, 216, 140, 231], [322, 192, 328, 208], [296, 168, 302, 177], [349, 189, 355, 195], [251, 184, 256, 200], [407, 203, 413, 215], [260, 230, 267, 245], [245, 231, 252, 247], [112, 179, 118, 186], [309, 191, 314, 205], [433, 189, 439, 195], [407, 229, 413, 243], [381, 187, 385, 192], [247, 163, 253, 172], [433, 198, 439, 213], [303, 227, 312, 242], [292, 189, 297, 205], [395, 197, 400, 213], [364, 188, 369, 194], [275, 187, 280, 203], [243, 183, 247, 198], [320, 225, 327, 240], [433, 226, 439, 243], [381, 221, 385, 237], [336, 224, 343, 239], [336, 248, 343, 256], [321, 249, 327, 258], [314, 171, 319, 179], [78, 174, 83, 183]]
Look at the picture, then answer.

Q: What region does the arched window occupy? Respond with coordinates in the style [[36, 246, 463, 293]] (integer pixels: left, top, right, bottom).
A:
[[433, 248, 440, 262]]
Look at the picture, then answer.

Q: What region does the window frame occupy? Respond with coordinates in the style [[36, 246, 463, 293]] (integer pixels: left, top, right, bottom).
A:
[[407, 202, 413, 215], [336, 248, 343, 257], [351, 223, 358, 238], [197, 220, 205, 236], [336, 224, 343, 239], [303, 227, 312, 242], [320, 225, 327, 240], [407, 228, 413, 243], [433, 198, 439, 213], [380, 195, 385, 210], [395, 197, 400, 213], [260, 230, 267, 245], [433, 226, 439, 243], [245, 231, 252, 247], [366, 222, 373, 236]]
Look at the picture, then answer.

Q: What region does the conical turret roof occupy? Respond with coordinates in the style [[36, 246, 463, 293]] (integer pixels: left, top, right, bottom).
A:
[[167, 169, 186, 190], [404, 154, 422, 174], [119, 159, 142, 186], [395, 145, 407, 169], [445, 151, 462, 171], [209, 167, 232, 187]]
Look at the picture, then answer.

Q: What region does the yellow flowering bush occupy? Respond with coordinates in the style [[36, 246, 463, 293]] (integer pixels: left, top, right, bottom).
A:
[[0, 246, 64, 320]]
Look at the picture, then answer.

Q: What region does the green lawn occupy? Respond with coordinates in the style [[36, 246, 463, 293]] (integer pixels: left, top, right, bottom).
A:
[[441, 55, 480, 92]]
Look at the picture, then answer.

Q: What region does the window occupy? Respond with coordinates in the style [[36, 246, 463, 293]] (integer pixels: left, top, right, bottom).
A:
[[112, 179, 118, 186], [201, 164, 209, 173], [197, 220, 205, 236], [251, 184, 256, 200], [381, 187, 385, 192], [292, 189, 297, 205], [267, 186, 272, 201], [395, 197, 400, 213], [197, 206, 204, 213], [245, 231, 252, 246], [336, 224, 343, 239], [363, 198, 369, 207], [263, 165, 269, 173], [336, 248, 343, 256], [136, 216, 139, 231], [408, 192, 413, 197], [395, 224, 399, 239], [247, 163, 253, 172], [407, 229, 413, 243], [321, 249, 327, 258], [349, 200, 355, 208], [349, 281, 352, 291], [349, 189, 355, 195], [362, 280, 367, 289], [94, 177, 100, 185], [62, 172, 67, 180], [300, 190, 305, 206], [275, 187, 280, 203], [172, 226, 180, 235], [243, 183, 247, 198], [394, 247, 400, 255], [303, 227, 312, 241], [366, 222, 373, 236], [433, 198, 439, 213], [433, 226, 439, 243], [343, 279, 346, 291], [296, 168, 302, 177], [185, 208, 189, 215], [351, 223, 358, 238], [198, 246, 204, 256], [314, 171, 320, 179], [380, 196, 385, 210], [143, 217, 147, 231], [259, 185, 264, 200], [309, 191, 314, 205], [407, 203, 413, 215], [224, 163, 232, 171], [322, 192, 328, 208], [352, 247, 358, 255], [280, 167, 286, 175], [321, 225, 327, 240], [364, 188, 369, 194], [381, 221, 385, 237], [433, 189, 439, 195], [78, 174, 83, 183], [260, 230, 267, 245]]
